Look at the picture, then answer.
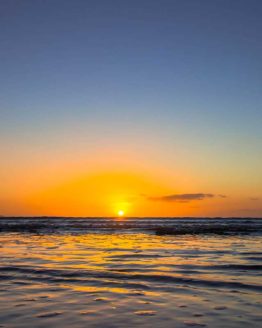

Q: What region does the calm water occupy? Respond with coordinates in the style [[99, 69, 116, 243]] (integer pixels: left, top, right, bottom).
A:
[[0, 218, 262, 327]]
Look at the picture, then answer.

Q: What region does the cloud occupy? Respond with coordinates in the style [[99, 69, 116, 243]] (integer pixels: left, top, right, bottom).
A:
[[148, 193, 215, 203], [239, 208, 262, 213], [218, 194, 227, 198], [249, 197, 259, 201]]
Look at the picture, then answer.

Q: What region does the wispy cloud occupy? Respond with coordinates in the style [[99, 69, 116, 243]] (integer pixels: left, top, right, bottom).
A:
[[249, 197, 259, 201], [147, 193, 215, 203]]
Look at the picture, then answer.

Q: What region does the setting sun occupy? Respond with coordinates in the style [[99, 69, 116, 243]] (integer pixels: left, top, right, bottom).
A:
[[118, 210, 125, 217]]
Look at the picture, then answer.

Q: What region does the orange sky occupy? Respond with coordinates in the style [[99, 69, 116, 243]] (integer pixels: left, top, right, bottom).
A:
[[1, 121, 261, 217], [1, 143, 261, 217]]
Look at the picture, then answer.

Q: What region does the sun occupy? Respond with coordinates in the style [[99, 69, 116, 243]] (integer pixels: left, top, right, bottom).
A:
[[118, 210, 125, 217]]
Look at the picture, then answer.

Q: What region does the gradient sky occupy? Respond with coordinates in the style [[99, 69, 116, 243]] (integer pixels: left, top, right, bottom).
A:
[[0, 0, 262, 217]]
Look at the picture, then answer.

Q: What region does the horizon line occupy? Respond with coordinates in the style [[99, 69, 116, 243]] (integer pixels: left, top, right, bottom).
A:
[[1, 216, 262, 219]]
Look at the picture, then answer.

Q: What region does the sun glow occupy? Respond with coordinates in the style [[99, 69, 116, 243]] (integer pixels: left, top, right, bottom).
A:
[[118, 210, 125, 217]]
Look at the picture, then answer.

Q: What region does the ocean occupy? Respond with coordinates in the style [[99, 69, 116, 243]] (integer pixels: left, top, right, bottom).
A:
[[0, 217, 261, 327]]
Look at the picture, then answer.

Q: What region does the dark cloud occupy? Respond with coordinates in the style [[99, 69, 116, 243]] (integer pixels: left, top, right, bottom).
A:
[[218, 194, 227, 198], [249, 197, 259, 201], [148, 193, 215, 203]]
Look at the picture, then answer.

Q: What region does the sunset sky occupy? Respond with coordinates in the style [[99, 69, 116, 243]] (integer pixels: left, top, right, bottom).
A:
[[0, 0, 261, 217]]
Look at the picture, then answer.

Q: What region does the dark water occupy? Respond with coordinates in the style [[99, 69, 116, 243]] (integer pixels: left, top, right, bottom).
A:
[[0, 218, 262, 327], [1, 217, 262, 234]]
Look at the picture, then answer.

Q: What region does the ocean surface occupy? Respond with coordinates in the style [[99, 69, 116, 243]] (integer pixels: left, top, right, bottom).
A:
[[0, 217, 262, 327]]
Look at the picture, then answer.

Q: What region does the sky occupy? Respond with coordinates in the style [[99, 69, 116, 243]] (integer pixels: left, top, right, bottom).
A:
[[0, 0, 262, 217]]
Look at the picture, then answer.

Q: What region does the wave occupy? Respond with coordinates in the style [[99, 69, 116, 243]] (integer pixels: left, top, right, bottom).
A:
[[1, 265, 261, 293], [0, 217, 262, 235]]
